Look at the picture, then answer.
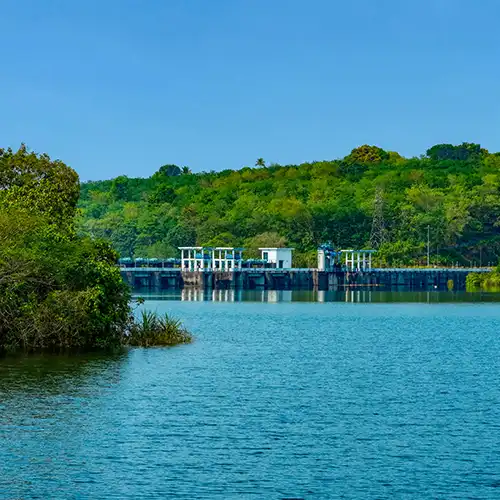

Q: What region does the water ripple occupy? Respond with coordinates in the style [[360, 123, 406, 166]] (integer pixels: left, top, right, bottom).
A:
[[1, 301, 500, 498]]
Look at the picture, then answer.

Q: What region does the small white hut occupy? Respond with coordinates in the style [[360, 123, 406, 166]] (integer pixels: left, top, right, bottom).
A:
[[259, 248, 294, 268]]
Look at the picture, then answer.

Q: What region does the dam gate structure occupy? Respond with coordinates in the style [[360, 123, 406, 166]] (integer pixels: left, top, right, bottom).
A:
[[119, 244, 490, 292]]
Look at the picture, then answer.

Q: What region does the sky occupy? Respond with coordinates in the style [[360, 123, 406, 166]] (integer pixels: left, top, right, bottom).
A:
[[1, 0, 500, 180]]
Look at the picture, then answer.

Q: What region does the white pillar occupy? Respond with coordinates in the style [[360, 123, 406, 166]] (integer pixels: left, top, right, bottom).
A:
[[318, 250, 325, 271], [362, 252, 366, 271], [369, 253, 372, 270]]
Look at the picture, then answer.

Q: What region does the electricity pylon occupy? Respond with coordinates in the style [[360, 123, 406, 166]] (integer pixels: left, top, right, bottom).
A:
[[370, 186, 388, 249]]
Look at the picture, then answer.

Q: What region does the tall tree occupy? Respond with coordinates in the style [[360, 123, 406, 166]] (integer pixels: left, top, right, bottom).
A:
[[0, 144, 80, 235], [155, 164, 181, 177], [344, 145, 389, 164]]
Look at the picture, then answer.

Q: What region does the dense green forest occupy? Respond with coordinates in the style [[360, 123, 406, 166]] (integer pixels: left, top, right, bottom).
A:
[[79, 143, 500, 267]]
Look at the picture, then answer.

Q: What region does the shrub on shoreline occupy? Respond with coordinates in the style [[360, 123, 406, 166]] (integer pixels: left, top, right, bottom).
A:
[[126, 311, 192, 347], [466, 270, 500, 291]]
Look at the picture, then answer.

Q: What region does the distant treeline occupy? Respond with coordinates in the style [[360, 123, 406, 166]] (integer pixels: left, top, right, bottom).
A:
[[79, 143, 500, 267]]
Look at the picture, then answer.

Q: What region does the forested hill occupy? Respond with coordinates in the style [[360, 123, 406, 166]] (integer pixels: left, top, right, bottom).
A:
[[79, 143, 500, 267]]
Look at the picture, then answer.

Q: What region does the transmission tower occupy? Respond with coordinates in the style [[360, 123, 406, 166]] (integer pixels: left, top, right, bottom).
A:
[[370, 187, 388, 248]]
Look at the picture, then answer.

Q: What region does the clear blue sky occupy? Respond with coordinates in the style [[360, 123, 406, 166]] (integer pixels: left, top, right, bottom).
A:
[[1, 0, 499, 180]]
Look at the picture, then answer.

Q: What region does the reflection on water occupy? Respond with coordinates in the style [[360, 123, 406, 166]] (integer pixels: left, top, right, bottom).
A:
[[136, 288, 500, 303], [0, 352, 126, 398]]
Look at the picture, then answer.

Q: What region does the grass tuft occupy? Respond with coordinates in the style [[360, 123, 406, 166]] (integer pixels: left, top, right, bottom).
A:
[[126, 311, 192, 347]]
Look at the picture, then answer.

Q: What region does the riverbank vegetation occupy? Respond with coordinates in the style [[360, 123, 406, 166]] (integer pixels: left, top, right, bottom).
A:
[[466, 268, 500, 291], [79, 143, 500, 267], [127, 311, 192, 347], [0, 145, 190, 354]]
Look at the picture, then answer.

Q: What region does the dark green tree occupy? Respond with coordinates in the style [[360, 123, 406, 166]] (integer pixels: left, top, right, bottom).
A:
[[156, 164, 181, 177], [149, 184, 176, 204], [110, 175, 130, 201], [426, 142, 483, 162]]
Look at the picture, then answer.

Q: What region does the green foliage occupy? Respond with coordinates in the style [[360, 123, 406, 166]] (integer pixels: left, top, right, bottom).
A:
[[466, 272, 482, 290], [0, 145, 159, 353], [467, 270, 500, 291], [344, 145, 389, 164], [0, 144, 80, 235], [155, 164, 182, 177], [78, 142, 500, 267], [149, 184, 176, 204], [127, 311, 192, 347], [0, 206, 131, 352], [426, 143, 484, 162]]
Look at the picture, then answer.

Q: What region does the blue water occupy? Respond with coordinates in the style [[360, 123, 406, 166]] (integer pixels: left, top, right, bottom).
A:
[[2, 294, 500, 498]]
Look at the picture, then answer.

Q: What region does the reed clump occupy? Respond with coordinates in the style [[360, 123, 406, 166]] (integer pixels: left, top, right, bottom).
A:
[[126, 311, 192, 347]]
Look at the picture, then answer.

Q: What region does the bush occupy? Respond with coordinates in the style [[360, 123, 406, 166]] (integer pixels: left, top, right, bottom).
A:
[[126, 311, 192, 347], [466, 271, 500, 291], [482, 272, 500, 290], [466, 272, 483, 290]]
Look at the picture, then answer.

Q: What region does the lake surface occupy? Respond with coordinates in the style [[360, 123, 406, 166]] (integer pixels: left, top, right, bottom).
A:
[[2, 292, 500, 499]]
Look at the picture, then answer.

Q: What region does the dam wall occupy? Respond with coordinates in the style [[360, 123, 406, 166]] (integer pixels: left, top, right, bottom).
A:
[[120, 267, 487, 291]]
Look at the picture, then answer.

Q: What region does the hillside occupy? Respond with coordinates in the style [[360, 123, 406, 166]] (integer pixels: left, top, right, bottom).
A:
[[78, 143, 500, 267]]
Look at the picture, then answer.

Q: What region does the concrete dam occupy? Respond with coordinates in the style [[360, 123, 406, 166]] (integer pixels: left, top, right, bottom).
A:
[[120, 267, 487, 292]]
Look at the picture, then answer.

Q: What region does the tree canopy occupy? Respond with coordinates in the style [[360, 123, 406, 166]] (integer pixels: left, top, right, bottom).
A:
[[0, 144, 80, 234]]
